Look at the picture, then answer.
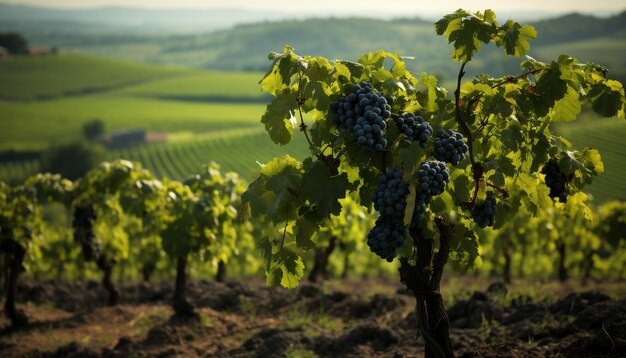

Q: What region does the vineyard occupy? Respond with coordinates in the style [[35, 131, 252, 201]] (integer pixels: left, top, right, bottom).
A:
[[1, 7, 626, 358]]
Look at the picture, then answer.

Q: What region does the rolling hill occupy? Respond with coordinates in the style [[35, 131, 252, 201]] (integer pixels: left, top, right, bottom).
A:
[[9, 11, 625, 84]]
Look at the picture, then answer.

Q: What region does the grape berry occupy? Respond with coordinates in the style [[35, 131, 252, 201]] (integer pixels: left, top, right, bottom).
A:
[[433, 129, 468, 165], [394, 113, 433, 148], [330, 81, 391, 152], [541, 159, 569, 203], [472, 193, 496, 228]]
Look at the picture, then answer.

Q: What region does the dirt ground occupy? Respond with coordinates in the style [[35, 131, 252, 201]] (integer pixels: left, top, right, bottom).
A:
[[1, 277, 625, 357]]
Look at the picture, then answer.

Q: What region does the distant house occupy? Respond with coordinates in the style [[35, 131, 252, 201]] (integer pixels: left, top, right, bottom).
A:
[[0, 46, 8, 57], [101, 129, 147, 148], [99, 129, 168, 148], [27, 47, 50, 56]]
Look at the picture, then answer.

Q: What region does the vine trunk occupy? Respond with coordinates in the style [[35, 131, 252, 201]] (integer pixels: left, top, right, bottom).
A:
[[3, 238, 28, 328], [97, 255, 119, 305], [400, 218, 454, 358]]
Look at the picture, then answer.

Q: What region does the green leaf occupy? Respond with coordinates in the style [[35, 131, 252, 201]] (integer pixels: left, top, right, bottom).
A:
[[260, 66, 285, 97], [358, 50, 388, 68], [517, 173, 552, 216], [295, 216, 318, 250], [496, 20, 536, 57], [500, 119, 524, 151], [535, 63, 568, 108], [334, 60, 364, 81], [420, 73, 439, 111], [530, 132, 551, 173], [493, 198, 516, 229], [559, 148, 603, 188], [301, 159, 353, 218], [267, 246, 305, 288], [450, 169, 471, 204], [397, 141, 428, 174], [588, 80, 625, 118], [435, 9, 498, 62], [551, 87, 582, 122], [261, 92, 297, 145], [449, 222, 481, 271]]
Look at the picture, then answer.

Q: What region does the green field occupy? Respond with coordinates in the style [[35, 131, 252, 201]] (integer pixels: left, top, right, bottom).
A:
[[0, 54, 308, 182], [555, 117, 626, 203], [0, 54, 186, 101], [112, 129, 309, 180], [0, 95, 266, 150]]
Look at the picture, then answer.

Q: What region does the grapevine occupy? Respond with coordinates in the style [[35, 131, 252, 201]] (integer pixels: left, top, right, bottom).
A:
[[244, 8, 625, 358]]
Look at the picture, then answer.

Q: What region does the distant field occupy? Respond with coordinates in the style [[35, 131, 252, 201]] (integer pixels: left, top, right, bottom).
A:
[[0, 95, 265, 150], [0, 54, 266, 150], [0, 54, 186, 101], [534, 36, 626, 82], [112, 129, 309, 180], [118, 71, 265, 101], [0, 54, 307, 182], [0, 128, 309, 183], [554, 117, 626, 204]]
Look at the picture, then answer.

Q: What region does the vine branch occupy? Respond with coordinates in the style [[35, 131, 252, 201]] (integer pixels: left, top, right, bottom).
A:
[[296, 73, 318, 157], [490, 68, 544, 89], [454, 62, 475, 167], [279, 220, 289, 250], [454, 62, 483, 208]]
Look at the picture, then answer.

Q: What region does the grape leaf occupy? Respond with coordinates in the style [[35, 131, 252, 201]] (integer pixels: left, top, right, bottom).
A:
[[535, 64, 568, 107], [496, 20, 537, 57], [435, 9, 498, 62], [267, 246, 305, 288], [301, 159, 353, 218], [588, 80, 626, 118], [551, 87, 582, 122], [295, 216, 319, 250], [261, 92, 297, 145]]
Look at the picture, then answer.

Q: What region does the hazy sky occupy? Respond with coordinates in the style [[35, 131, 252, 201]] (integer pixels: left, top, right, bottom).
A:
[[3, 0, 625, 14]]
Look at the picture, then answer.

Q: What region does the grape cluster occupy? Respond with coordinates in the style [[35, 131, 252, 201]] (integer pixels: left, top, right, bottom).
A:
[[412, 161, 450, 222], [541, 159, 568, 203], [329, 81, 391, 151], [433, 129, 469, 165], [368, 168, 410, 261], [472, 193, 497, 228], [367, 217, 409, 262], [372, 168, 409, 223], [73, 205, 101, 261], [393, 113, 433, 148]]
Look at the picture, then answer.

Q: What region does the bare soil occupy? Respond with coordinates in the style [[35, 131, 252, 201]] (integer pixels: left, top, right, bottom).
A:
[[1, 278, 625, 357]]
